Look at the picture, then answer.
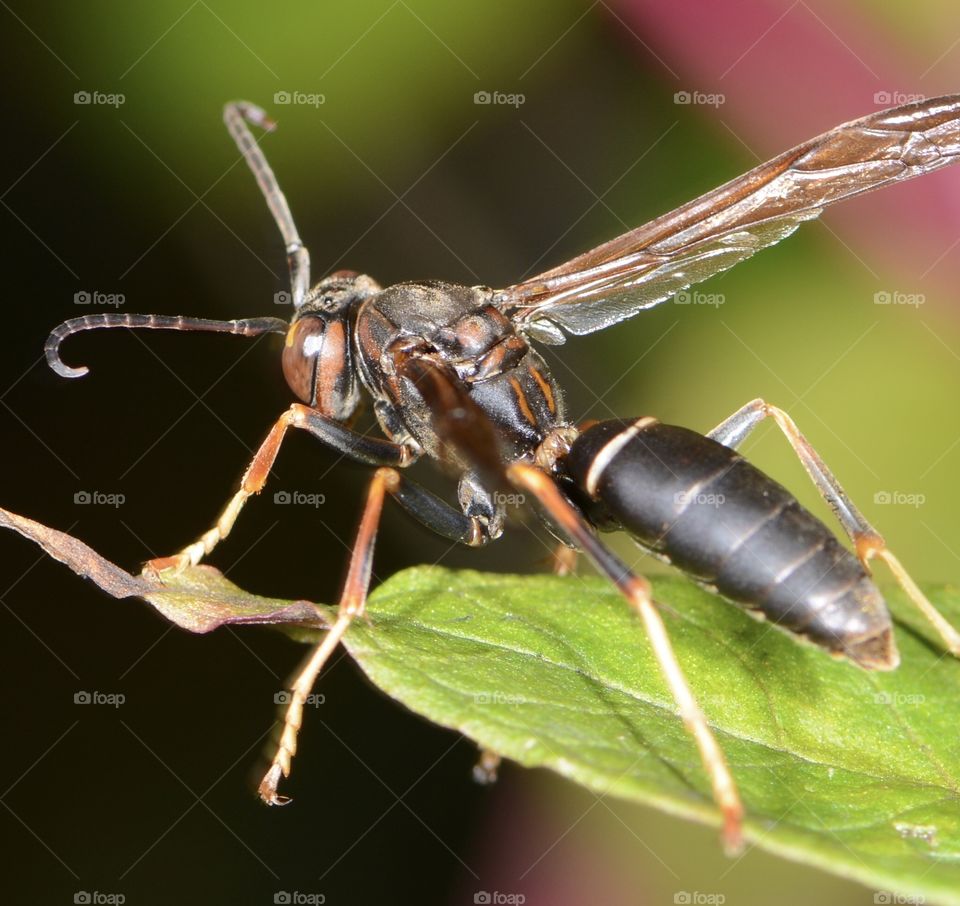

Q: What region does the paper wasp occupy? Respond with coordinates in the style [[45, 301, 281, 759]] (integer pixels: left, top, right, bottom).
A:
[[45, 95, 960, 850]]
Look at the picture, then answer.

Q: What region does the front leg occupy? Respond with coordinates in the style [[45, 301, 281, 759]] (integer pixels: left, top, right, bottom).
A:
[[148, 403, 419, 573]]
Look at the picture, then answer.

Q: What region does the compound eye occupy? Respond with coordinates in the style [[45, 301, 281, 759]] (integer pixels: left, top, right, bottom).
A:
[[281, 317, 357, 417], [282, 318, 323, 404]]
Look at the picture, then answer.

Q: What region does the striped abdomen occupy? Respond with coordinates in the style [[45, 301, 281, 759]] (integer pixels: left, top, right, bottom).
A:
[[564, 418, 896, 669]]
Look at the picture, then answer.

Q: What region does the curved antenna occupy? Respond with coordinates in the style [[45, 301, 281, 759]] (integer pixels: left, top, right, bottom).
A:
[[45, 313, 289, 379], [224, 101, 311, 308]]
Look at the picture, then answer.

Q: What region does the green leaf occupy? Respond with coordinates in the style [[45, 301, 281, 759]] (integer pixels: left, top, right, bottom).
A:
[[350, 567, 960, 903], [4, 504, 960, 901]]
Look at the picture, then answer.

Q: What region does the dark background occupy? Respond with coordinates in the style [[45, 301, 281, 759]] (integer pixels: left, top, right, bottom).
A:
[[2, 2, 960, 904]]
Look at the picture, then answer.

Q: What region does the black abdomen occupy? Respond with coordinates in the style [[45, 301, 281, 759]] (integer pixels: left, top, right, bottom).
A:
[[564, 419, 895, 666]]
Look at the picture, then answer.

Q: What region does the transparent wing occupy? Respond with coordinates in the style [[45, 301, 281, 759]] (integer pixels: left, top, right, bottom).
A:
[[497, 95, 960, 340]]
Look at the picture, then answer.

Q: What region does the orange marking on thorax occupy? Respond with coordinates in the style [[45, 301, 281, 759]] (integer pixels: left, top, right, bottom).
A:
[[528, 365, 557, 414], [509, 376, 537, 426]]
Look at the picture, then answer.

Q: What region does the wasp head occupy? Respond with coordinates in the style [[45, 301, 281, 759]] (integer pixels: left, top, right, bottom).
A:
[[282, 271, 381, 416]]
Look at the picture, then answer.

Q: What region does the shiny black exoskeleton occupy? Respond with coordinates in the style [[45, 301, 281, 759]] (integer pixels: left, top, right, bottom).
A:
[[45, 267, 897, 669], [274, 270, 896, 669], [44, 94, 960, 840], [564, 419, 894, 668]]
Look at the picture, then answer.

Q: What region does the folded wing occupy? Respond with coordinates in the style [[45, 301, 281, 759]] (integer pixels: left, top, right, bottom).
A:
[[497, 95, 960, 341]]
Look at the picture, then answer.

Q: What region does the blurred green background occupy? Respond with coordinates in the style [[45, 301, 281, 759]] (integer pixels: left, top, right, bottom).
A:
[[1, 1, 959, 904]]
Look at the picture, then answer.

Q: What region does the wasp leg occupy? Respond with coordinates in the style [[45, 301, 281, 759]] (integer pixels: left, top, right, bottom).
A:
[[389, 473, 497, 547], [551, 543, 578, 576], [508, 462, 744, 853], [393, 356, 744, 850], [473, 748, 501, 784], [147, 403, 419, 574], [258, 466, 498, 803], [707, 398, 960, 658], [260, 467, 394, 804]]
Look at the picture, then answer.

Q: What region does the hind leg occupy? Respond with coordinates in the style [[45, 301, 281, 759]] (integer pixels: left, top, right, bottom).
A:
[[708, 398, 960, 657]]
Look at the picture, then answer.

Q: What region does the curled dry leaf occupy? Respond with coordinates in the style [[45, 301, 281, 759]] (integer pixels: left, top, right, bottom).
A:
[[0, 505, 329, 633]]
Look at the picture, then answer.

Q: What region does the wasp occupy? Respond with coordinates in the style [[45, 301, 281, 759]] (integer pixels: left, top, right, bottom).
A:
[[45, 95, 960, 851]]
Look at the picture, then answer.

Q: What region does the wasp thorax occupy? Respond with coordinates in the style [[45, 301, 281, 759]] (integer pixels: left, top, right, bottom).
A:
[[282, 314, 358, 418]]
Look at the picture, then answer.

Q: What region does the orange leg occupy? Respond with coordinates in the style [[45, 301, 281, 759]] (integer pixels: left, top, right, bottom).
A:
[[259, 467, 399, 804], [391, 354, 744, 848], [147, 405, 309, 574], [508, 462, 744, 854], [551, 544, 578, 576], [709, 399, 960, 658], [147, 404, 416, 575]]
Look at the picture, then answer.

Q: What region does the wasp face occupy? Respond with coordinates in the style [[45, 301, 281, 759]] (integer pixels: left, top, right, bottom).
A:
[[281, 272, 380, 416]]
